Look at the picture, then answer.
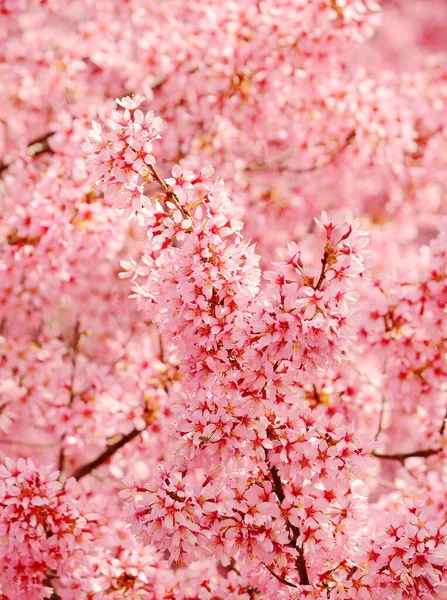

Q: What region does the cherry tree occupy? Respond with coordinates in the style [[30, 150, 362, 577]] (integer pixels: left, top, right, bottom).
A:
[[0, 0, 446, 598]]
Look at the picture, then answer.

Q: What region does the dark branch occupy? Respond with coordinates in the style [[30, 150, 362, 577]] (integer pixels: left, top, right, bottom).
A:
[[268, 462, 285, 504], [438, 405, 447, 438], [372, 447, 442, 462], [262, 563, 298, 588], [70, 333, 171, 481], [314, 251, 329, 291], [71, 427, 141, 481], [373, 404, 447, 462], [43, 571, 61, 600], [265, 450, 310, 586], [148, 164, 190, 218], [0, 131, 55, 175]]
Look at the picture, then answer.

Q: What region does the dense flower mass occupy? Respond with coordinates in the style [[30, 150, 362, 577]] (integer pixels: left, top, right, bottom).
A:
[[1, 0, 447, 598], [0, 458, 96, 599]]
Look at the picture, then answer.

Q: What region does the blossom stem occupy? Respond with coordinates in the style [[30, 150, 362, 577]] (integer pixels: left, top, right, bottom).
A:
[[148, 164, 189, 218], [314, 251, 329, 291]]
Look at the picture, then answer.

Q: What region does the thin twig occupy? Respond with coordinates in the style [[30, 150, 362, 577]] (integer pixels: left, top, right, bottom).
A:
[[70, 332, 171, 481], [148, 164, 189, 218], [246, 130, 356, 174], [314, 251, 329, 291], [438, 404, 447, 438], [348, 361, 388, 441], [262, 563, 298, 588]]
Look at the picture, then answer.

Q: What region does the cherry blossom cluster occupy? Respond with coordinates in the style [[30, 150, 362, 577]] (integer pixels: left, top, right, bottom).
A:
[[86, 98, 371, 393], [1, 0, 447, 598], [356, 224, 447, 456], [354, 500, 447, 599], [82, 100, 447, 598], [0, 458, 97, 599], [83, 97, 163, 218]]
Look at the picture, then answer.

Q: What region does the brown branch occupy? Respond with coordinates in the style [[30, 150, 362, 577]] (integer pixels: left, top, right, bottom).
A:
[[268, 462, 285, 504], [245, 148, 296, 172], [265, 450, 310, 586], [70, 426, 142, 481], [0, 131, 55, 175], [152, 66, 199, 95], [48, 588, 61, 600], [6, 231, 42, 246], [246, 130, 356, 175], [373, 402, 447, 462], [1, 158, 12, 174], [314, 251, 329, 291], [71, 333, 171, 481], [439, 405, 447, 438], [372, 447, 442, 462], [43, 571, 61, 600], [262, 563, 298, 588], [148, 164, 189, 218]]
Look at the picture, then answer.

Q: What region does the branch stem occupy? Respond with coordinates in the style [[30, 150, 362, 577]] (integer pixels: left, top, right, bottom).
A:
[[71, 427, 142, 481]]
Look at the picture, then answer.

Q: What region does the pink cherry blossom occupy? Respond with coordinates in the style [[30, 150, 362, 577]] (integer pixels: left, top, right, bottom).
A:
[[0, 1, 447, 598]]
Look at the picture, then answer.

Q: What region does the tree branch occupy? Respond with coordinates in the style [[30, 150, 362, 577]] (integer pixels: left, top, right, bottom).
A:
[[148, 164, 190, 218], [314, 250, 329, 291], [264, 450, 310, 586], [262, 563, 298, 588], [246, 130, 356, 175], [373, 404, 447, 462], [438, 404, 447, 438], [70, 426, 142, 481], [70, 333, 171, 481], [0, 131, 55, 175], [375, 391, 386, 441], [372, 447, 442, 462], [43, 570, 61, 600]]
